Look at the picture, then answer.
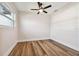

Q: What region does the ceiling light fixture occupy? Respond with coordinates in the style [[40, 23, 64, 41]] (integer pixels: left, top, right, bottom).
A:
[[39, 9, 43, 12], [31, 2, 52, 14]]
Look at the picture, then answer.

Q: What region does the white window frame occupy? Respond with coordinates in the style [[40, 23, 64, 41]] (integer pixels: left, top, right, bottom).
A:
[[0, 3, 14, 27]]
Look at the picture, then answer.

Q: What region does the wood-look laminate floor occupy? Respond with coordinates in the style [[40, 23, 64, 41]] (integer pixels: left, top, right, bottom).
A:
[[9, 39, 79, 56]]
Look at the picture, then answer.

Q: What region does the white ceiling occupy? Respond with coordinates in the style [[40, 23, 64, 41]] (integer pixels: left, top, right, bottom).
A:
[[14, 2, 69, 15]]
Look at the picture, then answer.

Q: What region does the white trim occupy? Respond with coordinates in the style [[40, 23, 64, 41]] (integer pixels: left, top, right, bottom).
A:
[[18, 38, 50, 42], [3, 41, 17, 56], [51, 38, 79, 51]]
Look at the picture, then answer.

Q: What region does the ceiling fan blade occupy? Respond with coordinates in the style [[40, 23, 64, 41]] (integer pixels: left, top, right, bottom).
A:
[[44, 5, 52, 9], [37, 12, 40, 14], [43, 10, 48, 13], [37, 2, 42, 8], [31, 9, 39, 10]]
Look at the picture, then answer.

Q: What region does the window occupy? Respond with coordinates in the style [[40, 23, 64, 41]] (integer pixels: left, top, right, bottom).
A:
[[0, 3, 14, 27]]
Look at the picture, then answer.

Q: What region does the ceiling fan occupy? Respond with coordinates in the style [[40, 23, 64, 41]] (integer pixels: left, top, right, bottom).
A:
[[31, 2, 52, 14]]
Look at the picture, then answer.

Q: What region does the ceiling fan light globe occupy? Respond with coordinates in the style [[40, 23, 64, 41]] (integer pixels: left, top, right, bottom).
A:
[[39, 9, 43, 12]]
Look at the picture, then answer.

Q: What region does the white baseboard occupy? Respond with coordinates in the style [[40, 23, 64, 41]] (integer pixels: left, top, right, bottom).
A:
[[4, 41, 17, 56], [51, 38, 79, 51], [18, 38, 50, 42]]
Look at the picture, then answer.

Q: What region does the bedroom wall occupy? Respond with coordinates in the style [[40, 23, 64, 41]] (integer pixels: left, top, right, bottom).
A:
[[19, 12, 51, 41], [77, 3, 79, 50], [50, 3, 79, 51], [0, 3, 18, 55]]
